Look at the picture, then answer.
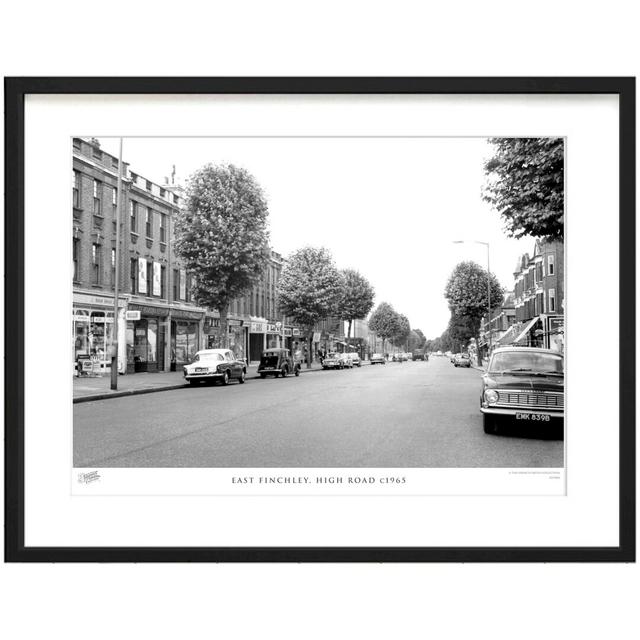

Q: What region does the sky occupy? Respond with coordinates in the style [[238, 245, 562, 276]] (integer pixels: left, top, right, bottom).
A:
[[97, 136, 534, 338]]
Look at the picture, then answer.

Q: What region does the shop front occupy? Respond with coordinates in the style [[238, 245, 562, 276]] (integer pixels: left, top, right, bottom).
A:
[[171, 311, 203, 371], [73, 292, 123, 374], [126, 304, 167, 373], [205, 317, 248, 362]]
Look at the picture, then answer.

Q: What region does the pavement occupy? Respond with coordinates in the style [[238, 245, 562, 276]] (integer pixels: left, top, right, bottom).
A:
[[73, 361, 327, 403]]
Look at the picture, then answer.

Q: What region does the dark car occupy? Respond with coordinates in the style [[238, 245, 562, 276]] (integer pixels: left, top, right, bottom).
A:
[[183, 349, 247, 386], [257, 348, 300, 378], [412, 349, 426, 361], [480, 347, 564, 435]]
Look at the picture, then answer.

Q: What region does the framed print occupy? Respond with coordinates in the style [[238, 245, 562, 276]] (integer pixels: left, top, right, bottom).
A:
[[4, 77, 635, 562]]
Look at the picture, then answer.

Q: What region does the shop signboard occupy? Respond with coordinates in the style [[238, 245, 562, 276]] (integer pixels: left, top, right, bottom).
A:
[[547, 316, 565, 352], [292, 328, 301, 336], [267, 323, 277, 333], [250, 321, 266, 333], [153, 262, 161, 296], [126, 310, 141, 321], [138, 258, 147, 294], [312, 332, 321, 342], [284, 328, 292, 337]]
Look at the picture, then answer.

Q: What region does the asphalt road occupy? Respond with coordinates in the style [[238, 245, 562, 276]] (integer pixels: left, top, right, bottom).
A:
[[74, 357, 564, 468]]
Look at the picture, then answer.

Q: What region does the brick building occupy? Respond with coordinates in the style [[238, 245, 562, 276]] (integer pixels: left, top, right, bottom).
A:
[[490, 239, 564, 352], [72, 138, 309, 373]]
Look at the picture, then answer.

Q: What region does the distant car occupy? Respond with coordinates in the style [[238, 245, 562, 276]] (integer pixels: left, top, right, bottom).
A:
[[322, 352, 343, 369], [370, 353, 385, 365], [337, 353, 353, 368], [183, 349, 246, 386], [257, 348, 300, 378], [405, 352, 412, 361], [347, 353, 362, 367], [453, 353, 471, 367], [412, 349, 426, 361], [480, 347, 564, 435]]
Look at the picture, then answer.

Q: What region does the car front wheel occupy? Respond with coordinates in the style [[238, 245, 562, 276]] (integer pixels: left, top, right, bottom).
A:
[[221, 370, 230, 385], [239, 369, 246, 383]]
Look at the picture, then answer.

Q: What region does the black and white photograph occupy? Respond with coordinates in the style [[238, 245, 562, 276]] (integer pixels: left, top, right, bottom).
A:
[[72, 135, 565, 473]]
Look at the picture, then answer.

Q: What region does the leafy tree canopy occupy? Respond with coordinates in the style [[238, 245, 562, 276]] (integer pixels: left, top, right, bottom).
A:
[[174, 163, 270, 312], [276, 246, 343, 330], [444, 261, 504, 321], [340, 268, 375, 339], [483, 137, 564, 240], [368, 302, 400, 341], [391, 314, 411, 347]]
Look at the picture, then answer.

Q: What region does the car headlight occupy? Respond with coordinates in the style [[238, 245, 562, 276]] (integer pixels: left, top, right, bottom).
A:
[[484, 389, 499, 405]]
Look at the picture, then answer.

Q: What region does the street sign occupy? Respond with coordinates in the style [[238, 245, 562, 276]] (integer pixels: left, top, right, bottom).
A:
[[275, 321, 282, 329]]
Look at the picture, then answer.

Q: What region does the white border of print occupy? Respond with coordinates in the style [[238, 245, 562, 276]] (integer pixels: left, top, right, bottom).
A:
[[24, 94, 618, 548]]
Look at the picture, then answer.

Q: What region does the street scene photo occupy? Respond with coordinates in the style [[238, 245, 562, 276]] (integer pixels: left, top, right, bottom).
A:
[[73, 136, 565, 468]]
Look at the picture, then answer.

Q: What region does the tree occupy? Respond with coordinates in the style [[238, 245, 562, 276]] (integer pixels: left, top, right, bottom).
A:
[[339, 269, 375, 343], [447, 312, 477, 352], [174, 163, 270, 347], [413, 329, 427, 350], [391, 314, 411, 349], [276, 246, 343, 368], [368, 302, 400, 354], [444, 261, 504, 352], [483, 137, 564, 240], [407, 330, 423, 352]]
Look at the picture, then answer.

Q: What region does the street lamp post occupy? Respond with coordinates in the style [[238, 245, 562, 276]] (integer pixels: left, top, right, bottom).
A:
[[452, 240, 491, 364]]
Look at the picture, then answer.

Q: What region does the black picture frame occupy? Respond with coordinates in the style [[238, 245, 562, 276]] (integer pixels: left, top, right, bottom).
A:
[[4, 77, 635, 563]]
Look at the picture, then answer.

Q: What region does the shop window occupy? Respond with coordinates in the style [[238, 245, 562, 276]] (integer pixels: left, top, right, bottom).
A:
[[130, 201, 137, 232], [73, 237, 80, 281], [93, 180, 102, 215], [130, 257, 137, 293], [146, 207, 153, 238], [73, 170, 80, 208], [91, 243, 101, 285]]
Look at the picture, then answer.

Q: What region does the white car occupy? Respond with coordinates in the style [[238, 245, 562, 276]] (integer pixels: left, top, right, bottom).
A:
[[183, 349, 246, 386], [337, 353, 353, 368], [347, 353, 362, 367], [370, 353, 386, 365]]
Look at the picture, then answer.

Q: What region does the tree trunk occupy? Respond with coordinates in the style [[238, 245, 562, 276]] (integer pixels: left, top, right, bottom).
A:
[[307, 334, 313, 369], [218, 305, 229, 349], [347, 318, 353, 348]]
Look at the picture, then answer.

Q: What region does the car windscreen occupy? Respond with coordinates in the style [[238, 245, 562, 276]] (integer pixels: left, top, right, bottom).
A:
[[194, 353, 224, 362], [489, 351, 563, 374]]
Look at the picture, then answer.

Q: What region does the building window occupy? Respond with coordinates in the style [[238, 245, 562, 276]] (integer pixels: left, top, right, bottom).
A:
[[173, 194, 179, 204], [73, 237, 79, 281], [146, 207, 153, 238], [186, 275, 192, 302], [130, 201, 137, 232], [112, 187, 117, 209], [159, 214, 166, 242], [130, 258, 137, 293], [111, 248, 116, 285], [146, 179, 152, 191], [161, 266, 166, 298], [111, 157, 118, 170], [92, 146, 102, 160], [147, 261, 154, 295], [93, 179, 102, 215], [537, 262, 543, 282], [73, 171, 80, 208], [548, 289, 556, 312], [73, 138, 81, 150], [160, 187, 166, 198], [173, 269, 179, 302], [547, 254, 555, 276], [92, 243, 101, 285]]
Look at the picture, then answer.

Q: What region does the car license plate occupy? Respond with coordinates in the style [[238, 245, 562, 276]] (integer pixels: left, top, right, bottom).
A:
[[195, 367, 207, 372], [516, 412, 551, 422]]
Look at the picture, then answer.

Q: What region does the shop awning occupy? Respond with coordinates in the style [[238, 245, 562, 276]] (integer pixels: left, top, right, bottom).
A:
[[496, 323, 520, 346], [513, 316, 539, 344]]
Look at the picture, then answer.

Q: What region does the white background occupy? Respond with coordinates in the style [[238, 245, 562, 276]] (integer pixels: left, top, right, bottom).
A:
[[1, 2, 638, 639]]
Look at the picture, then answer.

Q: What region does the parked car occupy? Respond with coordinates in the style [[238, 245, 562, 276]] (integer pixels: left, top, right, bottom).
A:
[[412, 349, 426, 361], [347, 352, 362, 367], [322, 352, 344, 369], [370, 353, 386, 365], [337, 353, 353, 368], [397, 353, 408, 362], [453, 353, 471, 367], [183, 349, 246, 386], [480, 347, 564, 435], [405, 352, 413, 361], [257, 348, 300, 378]]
